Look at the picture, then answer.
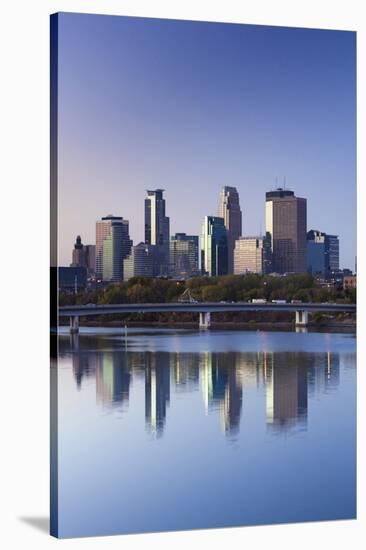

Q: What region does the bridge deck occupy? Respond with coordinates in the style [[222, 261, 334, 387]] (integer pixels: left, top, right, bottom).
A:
[[58, 302, 356, 317]]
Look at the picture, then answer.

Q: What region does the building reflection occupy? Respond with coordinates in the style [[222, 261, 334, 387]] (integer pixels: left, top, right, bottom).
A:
[[200, 352, 243, 437], [96, 352, 131, 407], [171, 352, 199, 392], [65, 335, 343, 439], [307, 352, 340, 396], [145, 353, 170, 437], [264, 352, 308, 431]]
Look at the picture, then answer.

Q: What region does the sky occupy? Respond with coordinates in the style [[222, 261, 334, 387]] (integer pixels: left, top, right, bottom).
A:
[[56, 13, 356, 269]]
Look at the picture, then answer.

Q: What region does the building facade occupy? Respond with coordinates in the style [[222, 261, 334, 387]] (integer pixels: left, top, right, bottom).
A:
[[96, 215, 132, 282], [84, 244, 96, 276], [218, 186, 242, 274], [71, 235, 86, 268], [169, 233, 199, 279], [307, 229, 339, 278], [233, 236, 272, 275], [144, 189, 170, 276], [201, 216, 228, 276], [123, 242, 155, 281], [71, 236, 96, 276], [265, 188, 307, 274]]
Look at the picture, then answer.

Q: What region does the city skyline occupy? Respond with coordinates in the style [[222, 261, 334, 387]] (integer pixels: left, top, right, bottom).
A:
[[66, 185, 346, 276], [57, 13, 356, 269]]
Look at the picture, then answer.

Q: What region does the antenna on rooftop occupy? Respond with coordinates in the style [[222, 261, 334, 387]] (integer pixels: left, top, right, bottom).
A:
[[283, 176, 287, 189]]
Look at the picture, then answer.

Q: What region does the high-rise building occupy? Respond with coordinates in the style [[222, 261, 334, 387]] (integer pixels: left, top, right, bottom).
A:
[[123, 242, 155, 281], [326, 234, 340, 275], [307, 230, 339, 278], [169, 233, 199, 279], [265, 188, 307, 274], [84, 244, 96, 276], [145, 189, 170, 276], [96, 215, 132, 282], [201, 216, 228, 276], [218, 186, 242, 274], [71, 236, 96, 276], [234, 235, 272, 275]]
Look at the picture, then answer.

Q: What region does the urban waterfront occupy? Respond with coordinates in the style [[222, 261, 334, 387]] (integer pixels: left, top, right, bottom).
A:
[[53, 328, 356, 538]]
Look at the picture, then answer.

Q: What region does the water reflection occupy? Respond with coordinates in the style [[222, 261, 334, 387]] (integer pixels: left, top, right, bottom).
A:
[[145, 353, 170, 437], [60, 336, 342, 439]]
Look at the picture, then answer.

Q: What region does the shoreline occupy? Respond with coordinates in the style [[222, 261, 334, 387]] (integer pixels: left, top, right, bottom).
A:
[[58, 319, 356, 332]]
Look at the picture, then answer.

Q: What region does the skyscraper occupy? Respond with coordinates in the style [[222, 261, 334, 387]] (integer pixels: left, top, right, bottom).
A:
[[123, 242, 155, 281], [265, 188, 307, 274], [218, 186, 242, 273], [307, 230, 339, 278], [234, 236, 272, 275], [145, 189, 170, 276], [169, 233, 199, 279], [201, 216, 228, 276], [96, 215, 132, 282]]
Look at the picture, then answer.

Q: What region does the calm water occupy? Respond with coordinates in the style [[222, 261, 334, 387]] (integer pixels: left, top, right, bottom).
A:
[[52, 328, 356, 538]]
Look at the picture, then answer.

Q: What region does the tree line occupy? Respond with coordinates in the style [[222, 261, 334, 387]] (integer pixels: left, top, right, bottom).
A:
[[59, 273, 356, 307]]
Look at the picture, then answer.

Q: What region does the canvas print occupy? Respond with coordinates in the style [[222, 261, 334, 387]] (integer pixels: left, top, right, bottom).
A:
[[50, 12, 356, 538]]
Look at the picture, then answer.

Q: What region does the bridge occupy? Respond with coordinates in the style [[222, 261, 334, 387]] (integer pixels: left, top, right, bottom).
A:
[[58, 302, 356, 333]]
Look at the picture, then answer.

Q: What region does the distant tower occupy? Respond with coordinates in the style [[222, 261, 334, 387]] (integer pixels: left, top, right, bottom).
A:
[[71, 235, 86, 268], [218, 186, 242, 274], [265, 188, 307, 274], [96, 215, 132, 282], [144, 189, 170, 276]]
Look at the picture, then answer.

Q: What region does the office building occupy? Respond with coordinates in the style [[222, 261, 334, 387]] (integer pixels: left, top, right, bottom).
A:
[[71, 236, 96, 276], [234, 235, 272, 275], [169, 233, 199, 279], [96, 215, 132, 282], [218, 186, 242, 273], [265, 188, 307, 273], [145, 189, 170, 276], [307, 230, 339, 278], [201, 216, 228, 276], [84, 244, 96, 276], [124, 242, 155, 280]]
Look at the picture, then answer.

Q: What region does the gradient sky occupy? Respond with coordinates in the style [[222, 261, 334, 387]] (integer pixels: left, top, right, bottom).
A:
[[57, 13, 356, 269]]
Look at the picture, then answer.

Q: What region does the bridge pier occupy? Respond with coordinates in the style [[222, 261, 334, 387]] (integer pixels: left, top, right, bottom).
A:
[[69, 315, 79, 334], [295, 310, 309, 327], [199, 312, 211, 329]]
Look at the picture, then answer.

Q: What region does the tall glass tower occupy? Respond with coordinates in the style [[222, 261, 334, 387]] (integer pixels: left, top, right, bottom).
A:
[[145, 189, 170, 276], [218, 186, 242, 274], [201, 216, 228, 276]]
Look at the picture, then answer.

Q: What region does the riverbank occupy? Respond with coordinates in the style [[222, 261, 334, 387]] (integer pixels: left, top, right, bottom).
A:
[[58, 318, 356, 332]]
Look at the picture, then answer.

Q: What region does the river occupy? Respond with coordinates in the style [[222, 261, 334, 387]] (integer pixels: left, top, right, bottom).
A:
[[52, 327, 356, 538]]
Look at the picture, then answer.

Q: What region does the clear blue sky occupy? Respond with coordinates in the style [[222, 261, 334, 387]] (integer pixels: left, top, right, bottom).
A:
[[56, 13, 356, 269]]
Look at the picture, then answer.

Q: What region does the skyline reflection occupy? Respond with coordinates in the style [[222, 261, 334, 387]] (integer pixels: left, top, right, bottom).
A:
[[61, 335, 343, 438]]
